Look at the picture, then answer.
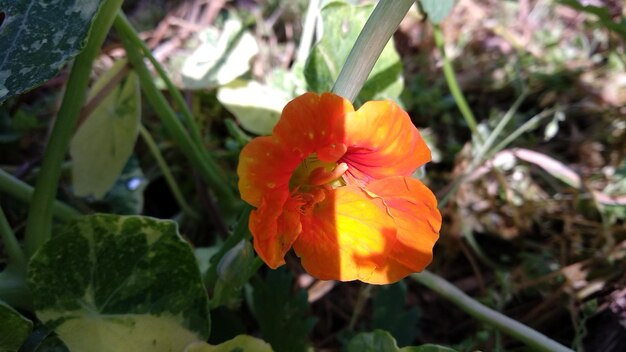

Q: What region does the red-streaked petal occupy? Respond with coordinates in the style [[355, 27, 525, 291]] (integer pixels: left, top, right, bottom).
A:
[[273, 92, 352, 159], [343, 100, 431, 182], [366, 176, 441, 277], [237, 136, 300, 207], [292, 186, 398, 283], [250, 191, 303, 268]]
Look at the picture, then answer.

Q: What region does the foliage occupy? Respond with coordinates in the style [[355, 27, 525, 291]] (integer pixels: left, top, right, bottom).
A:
[[0, 0, 624, 351], [28, 214, 210, 351], [251, 267, 316, 352], [0, 0, 105, 102]]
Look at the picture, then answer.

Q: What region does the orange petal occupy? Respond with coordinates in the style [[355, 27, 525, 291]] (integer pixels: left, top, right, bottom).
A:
[[250, 190, 303, 268], [365, 176, 442, 281], [273, 92, 353, 159], [237, 136, 300, 207], [292, 186, 398, 283], [343, 100, 431, 182]]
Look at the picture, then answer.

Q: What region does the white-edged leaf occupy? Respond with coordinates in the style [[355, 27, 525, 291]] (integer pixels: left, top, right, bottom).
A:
[[28, 214, 211, 352]]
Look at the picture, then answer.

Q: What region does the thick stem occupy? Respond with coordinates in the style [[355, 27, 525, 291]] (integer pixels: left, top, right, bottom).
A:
[[116, 16, 239, 214], [23, 0, 124, 258], [113, 13, 204, 148], [331, 0, 414, 102], [412, 271, 573, 352]]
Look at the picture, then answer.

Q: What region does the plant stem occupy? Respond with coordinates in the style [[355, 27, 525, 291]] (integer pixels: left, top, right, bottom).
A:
[[412, 271, 573, 352], [0, 206, 26, 273], [116, 16, 239, 214], [0, 269, 32, 310], [0, 168, 79, 221], [296, 0, 320, 64], [347, 284, 373, 331], [489, 107, 557, 158], [433, 24, 484, 145], [331, 0, 414, 102], [23, 0, 124, 258], [138, 125, 198, 218], [113, 13, 204, 148]]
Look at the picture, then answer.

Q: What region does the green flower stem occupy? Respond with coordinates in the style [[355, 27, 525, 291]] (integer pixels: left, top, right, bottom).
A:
[[113, 13, 204, 147], [0, 168, 79, 221], [412, 271, 573, 352], [116, 17, 239, 213], [0, 206, 26, 273], [331, 0, 414, 102], [23, 0, 124, 258], [138, 125, 198, 218], [433, 24, 484, 145]]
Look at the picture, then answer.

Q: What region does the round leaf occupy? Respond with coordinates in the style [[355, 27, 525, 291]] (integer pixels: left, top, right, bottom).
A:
[[28, 214, 210, 352]]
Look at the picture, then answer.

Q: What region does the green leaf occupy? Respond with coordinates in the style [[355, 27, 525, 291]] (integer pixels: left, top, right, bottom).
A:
[[28, 214, 210, 352], [0, 299, 33, 351], [252, 267, 315, 352], [304, 1, 404, 104], [347, 330, 400, 352], [184, 335, 273, 352], [217, 80, 289, 135], [372, 281, 420, 346], [70, 62, 140, 199], [347, 331, 458, 352], [418, 0, 457, 24], [181, 16, 258, 89], [0, 0, 105, 103]]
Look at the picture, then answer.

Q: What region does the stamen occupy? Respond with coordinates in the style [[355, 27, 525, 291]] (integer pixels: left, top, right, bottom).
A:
[[308, 163, 349, 186]]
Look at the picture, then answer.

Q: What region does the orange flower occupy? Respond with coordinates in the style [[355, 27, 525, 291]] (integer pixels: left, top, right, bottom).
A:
[[237, 92, 441, 284]]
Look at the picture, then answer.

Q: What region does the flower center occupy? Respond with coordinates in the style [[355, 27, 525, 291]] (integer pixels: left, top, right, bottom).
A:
[[289, 153, 348, 192]]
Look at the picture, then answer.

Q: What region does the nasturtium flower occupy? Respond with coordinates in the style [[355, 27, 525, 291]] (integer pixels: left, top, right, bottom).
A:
[[237, 92, 441, 284]]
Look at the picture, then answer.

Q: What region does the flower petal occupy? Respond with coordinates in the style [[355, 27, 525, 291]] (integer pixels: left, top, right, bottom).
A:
[[343, 100, 431, 182], [366, 176, 442, 279], [237, 136, 300, 207], [249, 190, 303, 268], [292, 186, 398, 283], [273, 92, 352, 160]]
